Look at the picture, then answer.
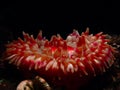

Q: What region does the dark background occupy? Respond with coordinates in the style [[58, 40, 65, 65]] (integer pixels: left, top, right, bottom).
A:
[[0, 1, 120, 90], [0, 1, 119, 41]]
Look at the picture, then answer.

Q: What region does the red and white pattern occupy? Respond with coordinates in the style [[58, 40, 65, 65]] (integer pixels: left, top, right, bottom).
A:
[[4, 28, 116, 88]]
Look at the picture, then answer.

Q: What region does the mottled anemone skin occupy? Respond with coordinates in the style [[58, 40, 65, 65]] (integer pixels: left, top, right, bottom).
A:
[[4, 28, 115, 89]]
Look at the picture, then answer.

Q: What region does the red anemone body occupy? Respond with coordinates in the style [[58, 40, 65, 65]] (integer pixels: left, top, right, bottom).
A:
[[4, 28, 115, 89]]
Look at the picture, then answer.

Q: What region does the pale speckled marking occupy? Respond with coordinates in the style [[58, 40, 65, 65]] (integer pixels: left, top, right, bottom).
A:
[[98, 57, 106, 72], [102, 48, 109, 54], [52, 61, 59, 69], [29, 61, 34, 70], [78, 62, 88, 75], [66, 63, 74, 73], [104, 60, 109, 69], [87, 60, 96, 76], [38, 61, 46, 69], [8, 55, 18, 64], [16, 56, 24, 66], [74, 65, 78, 72], [101, 54, 109, 68], [35, 57, 42, 62], [66, 36, 72, 42], [14, 56, 21, 65], [6, 54, 17, 60], [26, 56, 36, 61], [35, 61, 39, 70], [93, 59, 102, 72], [94, 59, 100, 64], [24, 44, 30, 50], [68, 50, 74, 58], [45, 60, 54, 71], [60, 63, 65, 73], [106, 56, 113, 67], [34, 58, 42, 69]]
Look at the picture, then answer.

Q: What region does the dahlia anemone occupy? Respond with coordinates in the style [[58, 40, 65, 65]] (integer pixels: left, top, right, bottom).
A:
[[4, 28, 116, 89]]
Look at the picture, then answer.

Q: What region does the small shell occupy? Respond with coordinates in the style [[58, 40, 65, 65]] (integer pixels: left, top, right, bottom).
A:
[[16, 80, 33, 90], [16, 76, 52, 90]]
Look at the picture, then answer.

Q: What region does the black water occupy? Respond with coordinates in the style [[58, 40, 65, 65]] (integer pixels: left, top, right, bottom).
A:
[[0, 1, 119, 90]]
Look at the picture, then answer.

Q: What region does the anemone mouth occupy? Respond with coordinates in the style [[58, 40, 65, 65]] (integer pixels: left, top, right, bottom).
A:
[[4, 28, 115, 78]]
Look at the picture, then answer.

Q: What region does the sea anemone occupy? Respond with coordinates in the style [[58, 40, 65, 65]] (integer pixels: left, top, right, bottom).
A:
[[4, 28, 116, 89]]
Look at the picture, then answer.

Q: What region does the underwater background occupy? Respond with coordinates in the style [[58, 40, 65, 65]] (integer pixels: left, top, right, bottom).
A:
[[0, 1, 120, 90]]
